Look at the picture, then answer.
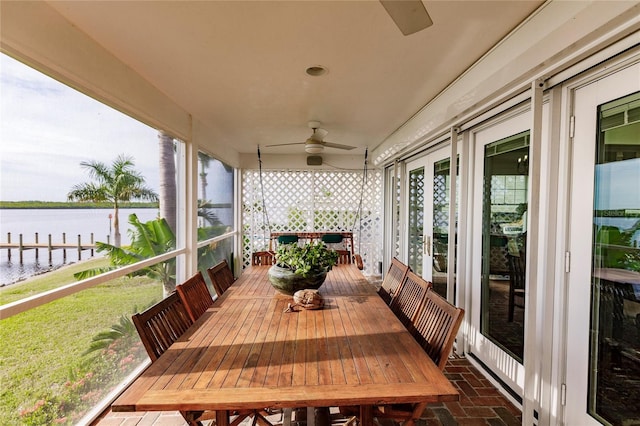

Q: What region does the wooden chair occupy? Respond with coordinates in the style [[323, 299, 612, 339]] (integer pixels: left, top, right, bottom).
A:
[[372, 289, 465, 425], [336, 250, 365, 270], [176, 271, 214, 322], [336, 249, 352, 264], [507, 251, 526, 322], [132, 294, 211, 425], [354, 254, 364, 270], [132, 292, 193, 362], [207, 259, 236, 297], [389, 270, 431, 328], [410, 289, 465, 370], [252, 250, 275, 266], [378, 257, 411, 305]]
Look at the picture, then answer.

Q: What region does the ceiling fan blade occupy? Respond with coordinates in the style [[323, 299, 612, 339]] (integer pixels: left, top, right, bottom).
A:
[[322, 141, 357, 150], [380, 0, 433, 36], [264, 142, 306, 148]]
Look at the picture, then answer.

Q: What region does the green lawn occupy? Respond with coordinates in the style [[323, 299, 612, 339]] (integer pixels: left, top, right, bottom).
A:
[[0, 261, 162, 424], [0, 257, 110, 306]]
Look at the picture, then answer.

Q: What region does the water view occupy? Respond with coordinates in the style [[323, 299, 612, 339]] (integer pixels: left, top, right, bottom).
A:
[[0, 208, 159, 286]]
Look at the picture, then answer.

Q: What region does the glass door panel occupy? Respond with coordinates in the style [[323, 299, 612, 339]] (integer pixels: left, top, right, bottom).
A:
[[470, 109, 530, 394], [589, 92, 640, 425], [428, 151, 454, 297], [481, 131, 529, 362], [406, 160, 425, 275], [566, 61, 640, 425]]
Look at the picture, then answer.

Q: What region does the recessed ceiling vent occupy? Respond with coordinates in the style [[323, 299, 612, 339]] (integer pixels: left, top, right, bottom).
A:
[[306, 65, 328, 76]]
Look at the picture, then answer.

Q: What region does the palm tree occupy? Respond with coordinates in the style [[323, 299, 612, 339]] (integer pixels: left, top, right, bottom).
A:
[[198, 152, 210, 203], [67, 154, 158, 246], [74, 213, 176, 294], [75, 213, 224, 295], [158, 132, 177, 234]]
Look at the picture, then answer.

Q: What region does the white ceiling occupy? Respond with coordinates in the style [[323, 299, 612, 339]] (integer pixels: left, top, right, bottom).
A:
[[46, 0, 543, 156]]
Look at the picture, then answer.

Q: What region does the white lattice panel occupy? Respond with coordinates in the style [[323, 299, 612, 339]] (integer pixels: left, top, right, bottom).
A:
[[242, 169, 383, 276]]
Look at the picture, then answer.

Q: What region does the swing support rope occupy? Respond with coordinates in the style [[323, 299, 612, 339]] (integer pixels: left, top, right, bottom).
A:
[[352, 147, 368, 255], [257, 146, 271, 248]]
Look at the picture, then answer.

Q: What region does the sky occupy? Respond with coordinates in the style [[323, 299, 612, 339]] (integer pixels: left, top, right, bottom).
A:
[[0, 53, 160, 202], [596, 157, 640, 211]]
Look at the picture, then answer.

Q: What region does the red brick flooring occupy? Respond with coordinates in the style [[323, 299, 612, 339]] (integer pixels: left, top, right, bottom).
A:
[[95, 357, 522, 426]]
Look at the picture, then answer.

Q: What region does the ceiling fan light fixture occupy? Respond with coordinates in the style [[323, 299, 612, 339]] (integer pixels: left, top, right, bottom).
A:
[[305, 143, 324, 154]]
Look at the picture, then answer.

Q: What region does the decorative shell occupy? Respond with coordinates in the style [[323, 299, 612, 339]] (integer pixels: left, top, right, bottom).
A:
[[292, 289, 324, 310]]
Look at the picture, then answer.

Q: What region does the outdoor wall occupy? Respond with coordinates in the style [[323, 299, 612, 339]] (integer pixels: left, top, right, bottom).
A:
[[242, 168, 383, 277]]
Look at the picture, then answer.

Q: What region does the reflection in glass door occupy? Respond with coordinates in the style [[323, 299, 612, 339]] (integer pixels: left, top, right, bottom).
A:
[[430, 156, 454, 298], [406, 161, 425, 275], [481, 131, 529, 362], [587, 92, 640, 425]]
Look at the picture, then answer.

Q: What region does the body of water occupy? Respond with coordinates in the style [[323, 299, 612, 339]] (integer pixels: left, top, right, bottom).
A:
[[0, 208, 159, 286]]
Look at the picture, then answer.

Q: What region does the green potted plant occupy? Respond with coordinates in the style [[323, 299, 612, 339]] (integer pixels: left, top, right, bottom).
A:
[[268, 241, 339, 294]]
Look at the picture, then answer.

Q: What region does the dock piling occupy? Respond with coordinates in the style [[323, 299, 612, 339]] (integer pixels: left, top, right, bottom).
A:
[[0, 233, 98, 264]]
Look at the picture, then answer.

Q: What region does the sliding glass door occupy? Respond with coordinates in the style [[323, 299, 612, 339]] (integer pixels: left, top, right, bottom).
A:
[[470, 110, 530, 393], [565, 61, 640, 426]]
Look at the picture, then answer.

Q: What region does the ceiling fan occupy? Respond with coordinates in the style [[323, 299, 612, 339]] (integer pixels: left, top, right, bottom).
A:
[[379, 0, 433, 36], [265, 121, 357, 154]]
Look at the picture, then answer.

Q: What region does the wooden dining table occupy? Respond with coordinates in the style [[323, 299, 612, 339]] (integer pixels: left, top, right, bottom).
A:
[[111, 264, 459, 425]]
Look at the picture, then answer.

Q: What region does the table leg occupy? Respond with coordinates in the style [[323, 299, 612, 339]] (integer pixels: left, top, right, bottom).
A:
[[307, 406, 316, 426], [314, 407, 331, 426], [216, 409, 230, 426], [359, 405, 374, 426], [282, 408, 292, 426]]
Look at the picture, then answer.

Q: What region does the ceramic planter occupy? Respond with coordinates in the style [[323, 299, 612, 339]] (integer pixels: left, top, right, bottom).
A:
[[267, 265, 327, 295]]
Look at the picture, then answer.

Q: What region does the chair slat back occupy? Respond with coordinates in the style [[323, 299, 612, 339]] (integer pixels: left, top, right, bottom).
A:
[[507, 250, 526, 321], [252, 251, 275, 266], [176, 271, 213, 322], [410, 289, 464, 370], [207, 260, 236, 296], [507, 251, 526, 291], [379, 258, 411, 305], [390, 270, 432, 328], [336, 249, 352, 264], [132, 292, 193, 362]]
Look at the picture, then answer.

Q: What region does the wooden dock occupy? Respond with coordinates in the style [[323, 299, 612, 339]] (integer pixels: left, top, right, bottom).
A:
[[0, 232, 105, 263]]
